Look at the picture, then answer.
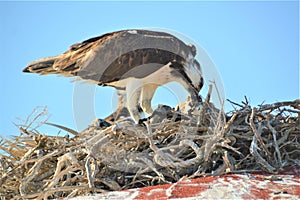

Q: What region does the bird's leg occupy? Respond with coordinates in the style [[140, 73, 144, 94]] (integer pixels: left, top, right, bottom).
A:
[[126, 79, 143, 124], [140, 84, 158, 114], [104, 90, 129, 123], [114, 90, 130, 118]]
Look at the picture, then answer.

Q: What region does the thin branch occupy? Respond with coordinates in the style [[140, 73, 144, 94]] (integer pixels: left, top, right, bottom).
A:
[[249, 108, 271, 155]]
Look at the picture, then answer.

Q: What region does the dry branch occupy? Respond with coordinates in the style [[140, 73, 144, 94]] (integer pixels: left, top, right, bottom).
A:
[[0, 97, 299, 199]]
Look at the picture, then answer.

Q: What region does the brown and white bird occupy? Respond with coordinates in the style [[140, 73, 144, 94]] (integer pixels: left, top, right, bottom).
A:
[[23, 29, 204, 123]]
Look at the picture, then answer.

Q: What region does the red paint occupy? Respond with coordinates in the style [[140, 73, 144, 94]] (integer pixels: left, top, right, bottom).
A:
[[130, 176, 217, 199], [67, 167, 300, 199], [129, 167, 300, 200]]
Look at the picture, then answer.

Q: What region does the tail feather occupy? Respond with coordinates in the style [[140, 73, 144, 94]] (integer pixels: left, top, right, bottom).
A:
[[23, 56, 59, 74]]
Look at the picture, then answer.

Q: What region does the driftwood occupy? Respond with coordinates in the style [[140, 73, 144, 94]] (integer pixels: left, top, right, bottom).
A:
[[0, 93, 299, 199]]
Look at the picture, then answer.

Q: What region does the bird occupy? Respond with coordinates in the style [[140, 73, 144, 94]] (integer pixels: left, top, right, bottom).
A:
[[23, 29, 204, 124]]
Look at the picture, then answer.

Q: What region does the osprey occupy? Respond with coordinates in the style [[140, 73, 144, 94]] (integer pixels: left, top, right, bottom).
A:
[[23, 29, 204, 123]]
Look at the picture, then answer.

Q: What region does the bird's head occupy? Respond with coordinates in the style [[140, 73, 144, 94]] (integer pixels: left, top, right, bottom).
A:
[[184, 47, 204, 94]]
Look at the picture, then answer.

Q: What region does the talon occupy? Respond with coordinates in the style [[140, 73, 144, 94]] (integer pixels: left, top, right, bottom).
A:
[[141, 99, 153, 114], [138, 118, 150, 126]]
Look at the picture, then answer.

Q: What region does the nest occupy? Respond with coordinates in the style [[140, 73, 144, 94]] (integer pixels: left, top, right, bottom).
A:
[[1, 91, 299, 199]]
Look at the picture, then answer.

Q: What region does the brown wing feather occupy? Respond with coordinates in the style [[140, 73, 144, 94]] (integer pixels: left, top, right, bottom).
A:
[[52, 31, 122, 74], [74, 30, 195, 84], [24, 29, 196, 86], [23, 31, 122, 76]]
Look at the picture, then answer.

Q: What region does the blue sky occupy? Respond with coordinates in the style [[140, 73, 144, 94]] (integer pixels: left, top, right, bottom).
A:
[[0, 1, 299, 136]]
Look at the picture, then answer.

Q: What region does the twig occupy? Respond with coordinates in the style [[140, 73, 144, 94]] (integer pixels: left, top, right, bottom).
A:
[[258, 99, 300, 111], [19, 150, 43, 196], [85, 156, 98, 188], [199, 84, 213, 125], [19, 149, 63, 166], [264, 114, 282, 168], [46, 152, 81, 189], [44, 122, 79, 136], [227, 99, 244, 109], [249, 108, 271, 155], [222, 111, 239, 136], [250, 131, 276, 172], [36, 186, 88, 200], [145, 121, 202, 168]]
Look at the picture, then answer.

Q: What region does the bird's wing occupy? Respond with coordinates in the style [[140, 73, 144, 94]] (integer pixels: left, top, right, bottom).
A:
[[24, 29, 195, 85], [23, 31, 122, 77], [76, 30, 194, 85]]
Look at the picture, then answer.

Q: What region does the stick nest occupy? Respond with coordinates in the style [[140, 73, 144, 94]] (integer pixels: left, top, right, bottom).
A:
[[1, 95, 299, 199]]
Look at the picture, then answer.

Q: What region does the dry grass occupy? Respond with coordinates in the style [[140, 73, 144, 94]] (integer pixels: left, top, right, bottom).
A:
[[1, 94, 299, 199]]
